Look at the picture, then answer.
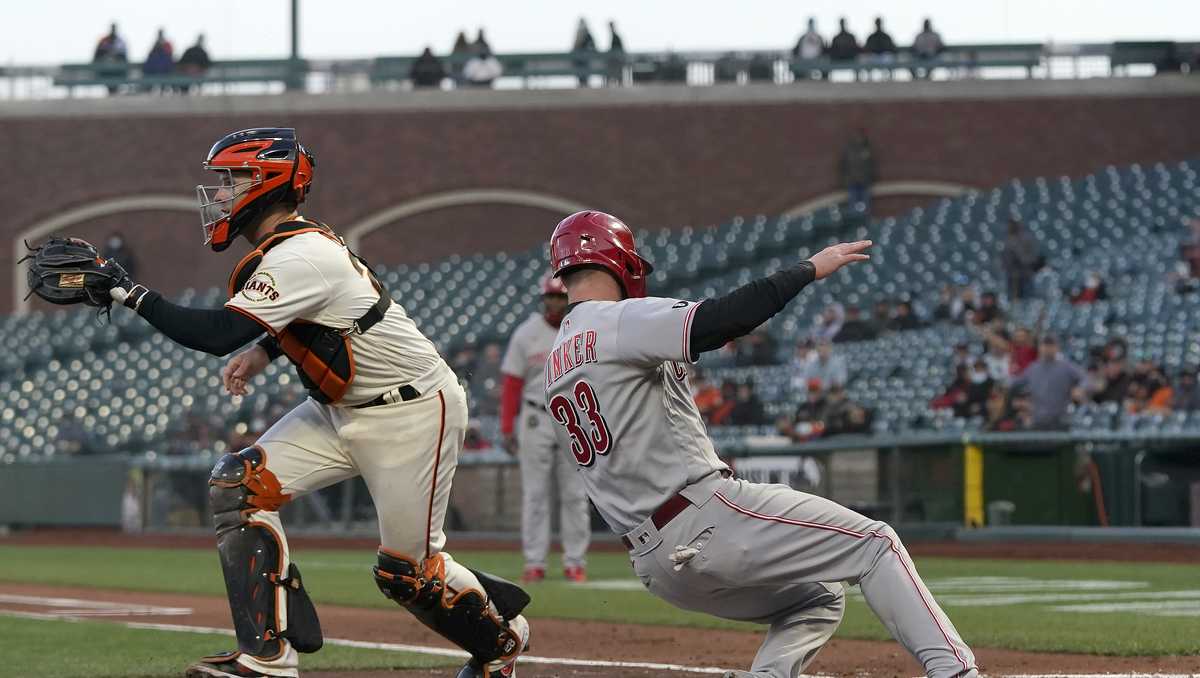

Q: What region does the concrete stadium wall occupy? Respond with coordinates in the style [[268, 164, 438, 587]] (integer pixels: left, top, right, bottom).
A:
[[2, 77, 1199, 313]]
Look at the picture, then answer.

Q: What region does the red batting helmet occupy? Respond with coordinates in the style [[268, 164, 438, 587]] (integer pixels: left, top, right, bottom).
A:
[[549, 211, 653, 298]]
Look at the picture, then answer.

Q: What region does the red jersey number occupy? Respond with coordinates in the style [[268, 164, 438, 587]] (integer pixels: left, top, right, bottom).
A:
[[549, 380, 612, 467]]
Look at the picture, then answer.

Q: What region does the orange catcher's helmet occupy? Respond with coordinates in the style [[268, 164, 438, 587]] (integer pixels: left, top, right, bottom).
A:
[[549, 211, 653, 298], [197, 127, 316, 252]]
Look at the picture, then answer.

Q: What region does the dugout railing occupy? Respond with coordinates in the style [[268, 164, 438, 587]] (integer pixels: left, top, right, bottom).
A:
[[1, 431, 1197, 537]]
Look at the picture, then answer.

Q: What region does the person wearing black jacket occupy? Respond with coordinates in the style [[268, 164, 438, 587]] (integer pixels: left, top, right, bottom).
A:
[[410, 47, 446, 88]]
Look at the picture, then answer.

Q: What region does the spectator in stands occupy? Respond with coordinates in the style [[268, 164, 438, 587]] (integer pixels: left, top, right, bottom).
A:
[[822, 386, 873, 436], [778, 381, 828, 442], [840, 129, 876, 216], [1003, 219, 1041, 300], [931, 365, 968, 413], [728, 381, 767, 426], [910, 18, 945, 79], [93, 22, 129, 95], [988, 384, 1034, 431], [1171, 218, 1200, 292], [176, 35, 212, 94], [788, 339, 814, 388], [747, 53, 774, 83], [828, 18, 860, 65], [951, 342, 971, 369], [1093, 357, 1132, 404], [463, 47, 503, 87], [932, 285, 956, 321], [983, 334, 1012, 385], [887, 300, 922, 331], [863, 17, 897, 78], [690, 368, 724, 423], [571, 18, 597, 87], [473, 29, 492, 55], [450, 30, 472, 83], [811, 303, 844, 342], [956, 287, 978, 323], [973, 291, 1004, 325], [793, 18, 827, 81], [710, 380, 739, 426], [963, 359, 995, 418], [871, 300, 892, 334], [1174, 370, 1200, 411], [101, 232, 138, 279], [735, 330, 778, 366], [1070, 271, 1107, 304], [1128, 365, 1172, 414], [1008, 326, 1039, 376], [714, 53, 741, 83], [834, 305, 877, 342], [469, 342, 503, 414], [411, 47, 446, 88], [143, 29, 175, 92], [1105, 337, 1129, 363], [606, 21, 626, 86], [94, 22, 128, 63], [1010, 335, 1084, 430], [797, 340, 848, 392], [659, 51, 688, 83]]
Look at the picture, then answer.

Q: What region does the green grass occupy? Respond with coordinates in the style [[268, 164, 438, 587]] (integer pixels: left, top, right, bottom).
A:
[[1, 544, 1198, 656], [0, 615, 456, 678]]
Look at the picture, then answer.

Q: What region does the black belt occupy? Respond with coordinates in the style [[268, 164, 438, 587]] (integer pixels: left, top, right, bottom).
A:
[[621, 493, 692, 550], [352, 384, 421, 409]]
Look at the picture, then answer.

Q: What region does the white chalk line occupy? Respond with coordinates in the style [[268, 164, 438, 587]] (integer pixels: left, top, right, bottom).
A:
[[2, 604, 1198, 677]]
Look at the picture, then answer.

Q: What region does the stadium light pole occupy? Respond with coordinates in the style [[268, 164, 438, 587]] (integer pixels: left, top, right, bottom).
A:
[[288, 0, 302, 91]]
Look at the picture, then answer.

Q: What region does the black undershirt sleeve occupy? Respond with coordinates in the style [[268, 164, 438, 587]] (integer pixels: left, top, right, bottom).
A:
[[689, 261, 817, 357], [135, 290, 268, 357]]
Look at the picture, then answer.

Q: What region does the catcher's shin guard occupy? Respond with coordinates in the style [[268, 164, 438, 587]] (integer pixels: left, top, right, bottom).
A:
[[373, 549, 530, 664], [209, 447, 323, 658]]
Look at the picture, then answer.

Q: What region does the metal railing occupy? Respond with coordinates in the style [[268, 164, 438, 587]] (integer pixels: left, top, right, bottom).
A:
[[1, 41, 1195, 100]]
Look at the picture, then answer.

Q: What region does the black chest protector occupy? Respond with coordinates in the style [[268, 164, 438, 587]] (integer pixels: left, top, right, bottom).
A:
[[229, 220, 391, 404]]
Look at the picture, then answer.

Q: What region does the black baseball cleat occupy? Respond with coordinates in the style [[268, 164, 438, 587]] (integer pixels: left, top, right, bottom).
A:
[[184, 651, 295, 678]]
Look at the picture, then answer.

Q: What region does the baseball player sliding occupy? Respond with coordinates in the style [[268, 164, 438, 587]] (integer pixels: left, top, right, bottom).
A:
[[543, 211, 978, 678], [98, 128, 530, 678], [500, 276, 591, 583]]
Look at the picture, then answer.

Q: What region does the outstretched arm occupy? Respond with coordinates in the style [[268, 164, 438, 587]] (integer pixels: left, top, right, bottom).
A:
[[112, 286, 266, 356], [689, 240, 872, 357]]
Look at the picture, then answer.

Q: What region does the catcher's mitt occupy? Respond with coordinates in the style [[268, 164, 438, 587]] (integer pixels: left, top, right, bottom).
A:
[[21, 237, 129, 310]]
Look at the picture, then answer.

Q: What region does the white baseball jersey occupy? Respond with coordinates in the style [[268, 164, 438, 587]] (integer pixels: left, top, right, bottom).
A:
[[543, 297, 728, 533], [225, 230, 454, 404], [501, 312, 560, 403]]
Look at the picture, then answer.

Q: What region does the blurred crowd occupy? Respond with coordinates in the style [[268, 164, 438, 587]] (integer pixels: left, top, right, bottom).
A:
[[92, 23, 211, 94]]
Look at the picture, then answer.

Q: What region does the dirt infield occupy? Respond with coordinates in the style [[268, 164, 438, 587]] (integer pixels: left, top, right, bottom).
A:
[[7, 527, 1200, 563], [3, 582, 1198, 677]]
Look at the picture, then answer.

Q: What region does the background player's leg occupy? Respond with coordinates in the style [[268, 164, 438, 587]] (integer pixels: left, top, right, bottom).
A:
[[345, 383, 530, 675], [190, 399, 356, 678], [686, 478, 976, 678], [516, 410, 553, 578], [552, 426, 591, 576]]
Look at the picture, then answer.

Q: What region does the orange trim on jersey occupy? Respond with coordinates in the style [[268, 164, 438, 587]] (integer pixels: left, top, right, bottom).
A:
[[225, 303, 279, 337], [425, 391, 447, 560]]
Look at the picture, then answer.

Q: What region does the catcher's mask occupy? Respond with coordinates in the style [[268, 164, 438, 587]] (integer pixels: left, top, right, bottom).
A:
[[197, 127, 316, 252]]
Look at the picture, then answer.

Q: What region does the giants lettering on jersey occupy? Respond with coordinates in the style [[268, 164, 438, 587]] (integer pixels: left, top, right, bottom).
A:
[[545, 330, 598, 388]]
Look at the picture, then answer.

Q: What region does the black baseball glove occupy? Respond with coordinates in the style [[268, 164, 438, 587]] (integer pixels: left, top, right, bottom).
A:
[[21, 237, 131, 311]]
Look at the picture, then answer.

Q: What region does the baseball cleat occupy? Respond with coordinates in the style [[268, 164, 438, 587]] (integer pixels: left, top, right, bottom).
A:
[[563, 565, 587, 583], [184, 651, 296, 678], [454, 614, 531, 677], [520, 566, 545, 583]]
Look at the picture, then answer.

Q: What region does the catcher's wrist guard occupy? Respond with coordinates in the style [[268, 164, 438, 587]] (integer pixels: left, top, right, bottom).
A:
[[112, 282, 152, 312]]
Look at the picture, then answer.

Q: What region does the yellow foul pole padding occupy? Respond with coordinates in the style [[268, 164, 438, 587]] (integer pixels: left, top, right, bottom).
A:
[[964, 443, 984, 527]]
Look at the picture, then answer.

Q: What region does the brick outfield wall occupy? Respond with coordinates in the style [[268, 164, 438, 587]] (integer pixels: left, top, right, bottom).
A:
[[3, 93, 1199, 312]]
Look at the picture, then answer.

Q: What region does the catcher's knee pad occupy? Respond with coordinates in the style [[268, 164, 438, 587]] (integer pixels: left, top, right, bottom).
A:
[[373, 549, 529, 664], [209, 449, 322, 657]]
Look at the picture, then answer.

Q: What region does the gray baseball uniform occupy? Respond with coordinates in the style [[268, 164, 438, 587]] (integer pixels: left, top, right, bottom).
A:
[[502, 312, 590, 571], [544, 297, 977, 678]]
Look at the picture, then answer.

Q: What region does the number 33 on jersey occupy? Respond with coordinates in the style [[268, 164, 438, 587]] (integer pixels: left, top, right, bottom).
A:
[[543, 296, 731, 535]]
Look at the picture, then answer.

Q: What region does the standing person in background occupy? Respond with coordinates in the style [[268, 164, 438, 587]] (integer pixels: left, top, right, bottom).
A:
[[1010, 336, 1085, 430], [450, 30, 472, 84], [571, 18, 597, 87], [606, 21, 626, 86], [840, 129, 876, 218], [863, 17, 897, 78], [177, 34, 212, 93], [500, 277, 591, 584], [1003, 219, 1041, 300]]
